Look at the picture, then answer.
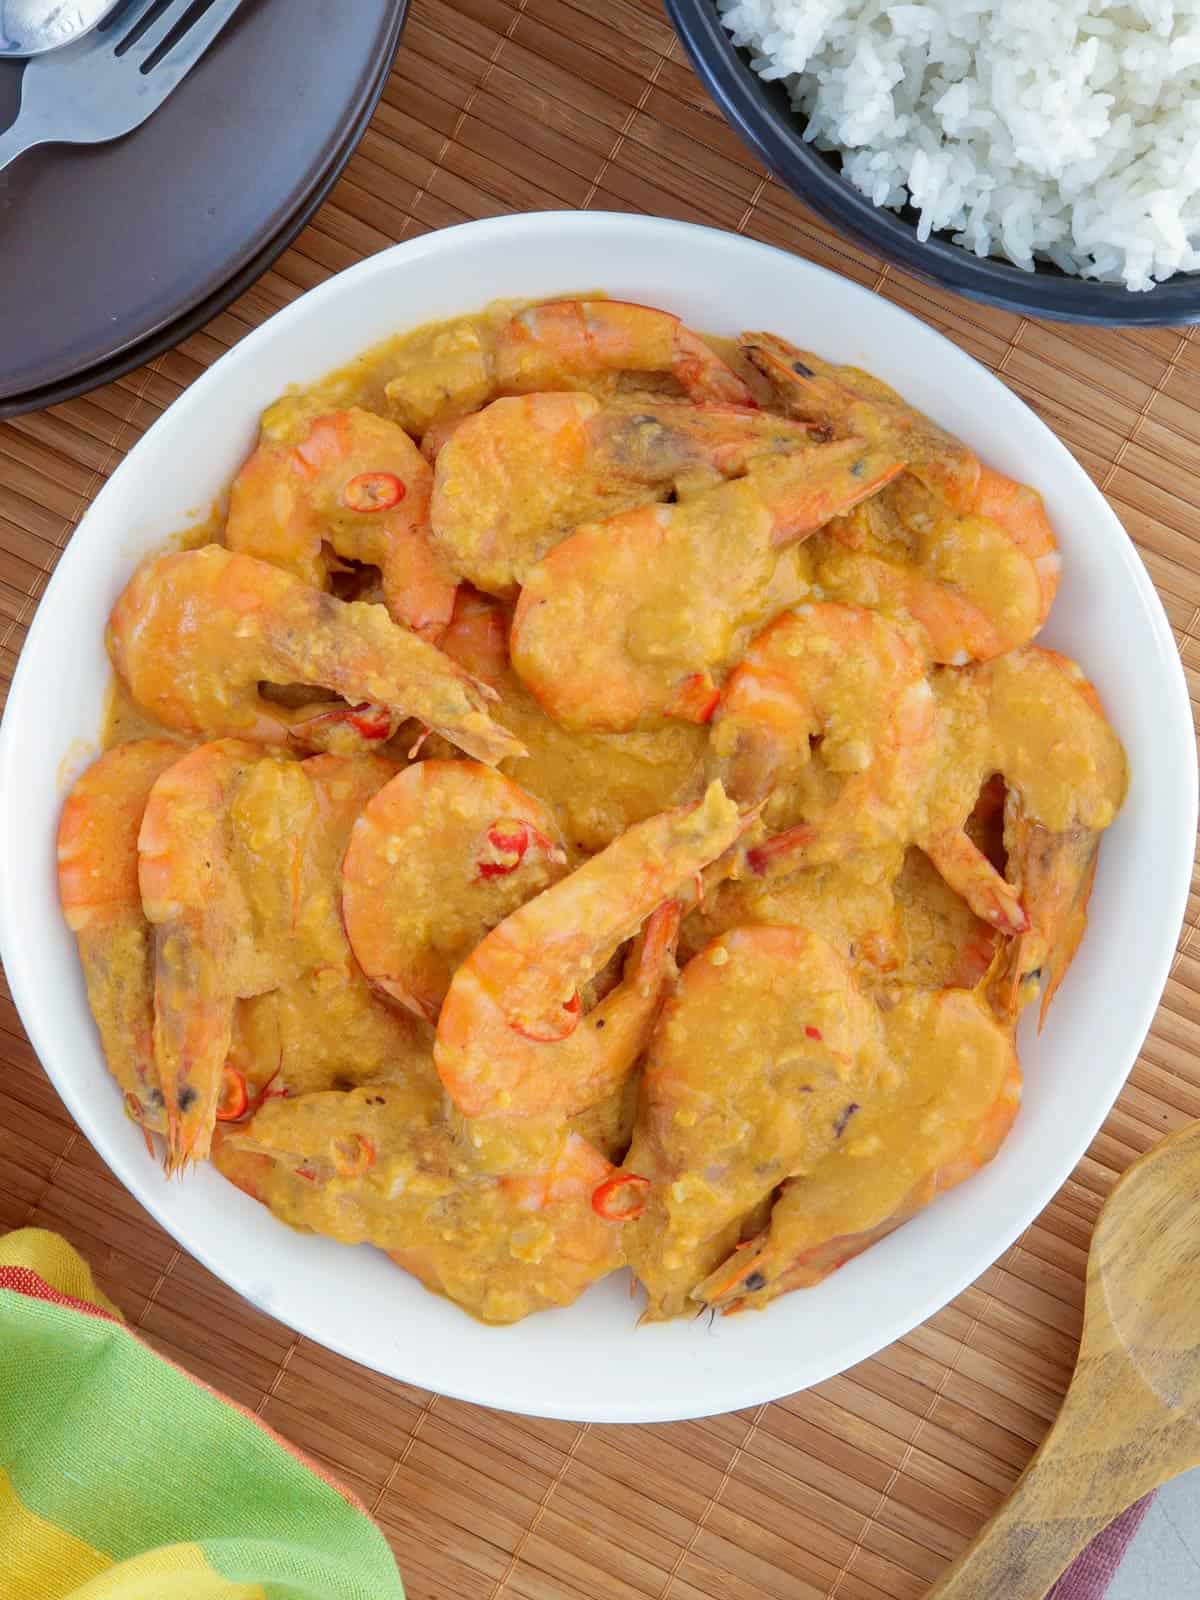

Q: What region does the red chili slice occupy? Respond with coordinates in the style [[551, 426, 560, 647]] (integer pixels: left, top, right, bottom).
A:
[[512, 991, 581, 1043], [344, 471, 405, 512], [215, 1066, 249, 1122], [344, 703, 394, 740], [292, 701, 394, 743], [477, 820, 531, 879], [592, 1172, 651, 1222], [805, 1025, 823, 1041]]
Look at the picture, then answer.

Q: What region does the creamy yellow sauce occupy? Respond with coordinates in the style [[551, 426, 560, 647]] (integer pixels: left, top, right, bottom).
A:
[[75, 298, 1129, 1326]]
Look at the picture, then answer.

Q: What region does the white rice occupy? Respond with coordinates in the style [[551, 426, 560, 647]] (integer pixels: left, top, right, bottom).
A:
[[717, 0, 1200, 290]]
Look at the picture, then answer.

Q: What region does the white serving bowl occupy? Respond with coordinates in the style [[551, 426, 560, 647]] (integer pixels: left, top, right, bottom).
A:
[[1, 213, 1193, 1424]]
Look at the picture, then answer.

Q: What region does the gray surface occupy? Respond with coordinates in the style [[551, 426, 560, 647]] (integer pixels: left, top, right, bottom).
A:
[[1108, 1473, 1200, 1599]]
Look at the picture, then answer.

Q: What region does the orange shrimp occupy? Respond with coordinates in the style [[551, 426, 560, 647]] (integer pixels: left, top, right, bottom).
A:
[[215, 1082, 625, 1323], [741, 332, 979, 507], [107, 545, 522, 766], [623, 924, 886, 1320], [744, 334, 1060, 662], [56, 739, 185, 1136], [226, 407, 457, 644], [494, 299, 757, 407], [919, 648, 1128, 1003], [430, 393, 812, 596], [510, 438, 904, 732], [138, 740, 314, 1172], [434, 783, 742, 1120], [438, 587, 710, 855], [341, 759, 568, 1024], [696, 987, 1021, 1312], [225, 752, 427, 1109], [388, 1133, 626, 1322], [710, 602, 936, 869]]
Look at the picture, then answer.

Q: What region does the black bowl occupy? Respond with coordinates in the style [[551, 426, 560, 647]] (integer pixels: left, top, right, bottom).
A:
[[666, 0, 1200, 326]]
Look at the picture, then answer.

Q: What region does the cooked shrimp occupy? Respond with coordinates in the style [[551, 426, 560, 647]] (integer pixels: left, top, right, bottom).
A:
[[341, 759, 568, 1024], [215, 1082, 625, 1323], [679, 845, 905, 979], [741, 333, 979, 507], [696, 987, 1021, 1312], [57, 739, 185, 1136], [384, 312, 499, 437], [494, 300, 757, 407], [745, 334, 1060, 662], [224, 752, 425, 1107], [710, 602, 936, 867], [623, 924, 886, 1320], [107, 545, 523, 766], [138, 740, 314, 1172], [226, 408, 457, 643], [439, 587, 708, 854], [988, 817, 1098, 1026], [443, 900, 680, 1186], [434, 783, 742, 1119], [813, 472, 1058, 664], [387, 1130, 627, 1322], [430, 393, 811, 596], [229, 966, 436, 1104], [680, 836, 1000, 997], [918, 648, 1127, 1009], [510, 439, 904, 732]]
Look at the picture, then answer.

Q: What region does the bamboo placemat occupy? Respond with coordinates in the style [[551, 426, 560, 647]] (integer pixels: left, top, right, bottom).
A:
[[3, 1, 1199, 1594]]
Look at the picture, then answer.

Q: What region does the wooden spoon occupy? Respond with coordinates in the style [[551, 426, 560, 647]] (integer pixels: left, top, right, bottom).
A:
[[928, 1119, 1200, 1599]]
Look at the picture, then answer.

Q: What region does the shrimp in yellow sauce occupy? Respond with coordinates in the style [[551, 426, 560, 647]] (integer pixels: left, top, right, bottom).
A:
[[745, 333, 1060, 663], [59, 294, 1127, 1325], [226, 407, 457, 643]]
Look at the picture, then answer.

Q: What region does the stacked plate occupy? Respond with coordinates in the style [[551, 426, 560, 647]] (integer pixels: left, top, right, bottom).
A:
[[0, 0, 406, 417]]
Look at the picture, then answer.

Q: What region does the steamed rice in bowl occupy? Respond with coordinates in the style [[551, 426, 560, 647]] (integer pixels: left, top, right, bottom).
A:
[[718, 0, 1200, 291]]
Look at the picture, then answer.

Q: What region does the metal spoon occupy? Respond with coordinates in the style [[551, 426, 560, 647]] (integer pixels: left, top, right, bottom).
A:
[[0, 0, 125, 57]]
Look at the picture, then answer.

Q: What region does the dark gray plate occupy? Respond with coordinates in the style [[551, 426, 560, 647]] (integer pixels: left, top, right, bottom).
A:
[[0, 0, 406, 409]]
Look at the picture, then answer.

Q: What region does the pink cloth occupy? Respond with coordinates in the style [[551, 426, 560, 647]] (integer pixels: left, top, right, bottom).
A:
[[1047, 1495, 1156, 1600]]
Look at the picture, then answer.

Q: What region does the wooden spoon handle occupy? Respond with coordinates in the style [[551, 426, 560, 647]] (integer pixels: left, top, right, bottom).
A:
[[926, 1443, 1117, 1599]]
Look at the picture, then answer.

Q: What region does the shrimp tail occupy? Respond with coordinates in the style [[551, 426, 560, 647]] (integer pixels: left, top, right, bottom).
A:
[[987, 818, 1100, 1028], [921, 828, 1029, 936], [156, 976, 236, 1174]]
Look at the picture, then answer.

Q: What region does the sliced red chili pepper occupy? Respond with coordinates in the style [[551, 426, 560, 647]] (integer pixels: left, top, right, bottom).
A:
[[477, 819, 531, 879], [292, 701, 395, 744], [592, 1172, 651, 1222], [344, 471, 405, 513], [805, 1025, 823, 1041], [512, 991, 581, 1042], [295, 1165, 318, 1183], [332, 1133, 376, 1178], [215, 1066, 249, 1122], [346, 703, 394, 740]]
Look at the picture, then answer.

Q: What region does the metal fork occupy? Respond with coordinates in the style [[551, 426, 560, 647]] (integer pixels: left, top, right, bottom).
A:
[[0, 0, 247, 176]]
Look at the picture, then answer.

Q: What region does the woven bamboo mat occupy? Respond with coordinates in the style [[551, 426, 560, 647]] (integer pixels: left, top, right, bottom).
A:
[[3, 1, 1200, 1594]]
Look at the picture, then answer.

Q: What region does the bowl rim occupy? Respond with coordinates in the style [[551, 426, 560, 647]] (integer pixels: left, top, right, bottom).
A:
[[1, 209, 1195, 1422], [664, 0, 1200, 327]]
